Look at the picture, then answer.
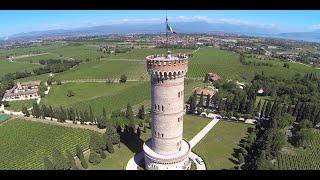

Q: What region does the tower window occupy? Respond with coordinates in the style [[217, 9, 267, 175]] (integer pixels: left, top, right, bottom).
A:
[[178, 92, 180, 98], [162, 105, 164, 111], [157, 105, 160, 110], [178, 117, 180, 122], [162, 134, 164, 138], [154, 104, 156, 110]]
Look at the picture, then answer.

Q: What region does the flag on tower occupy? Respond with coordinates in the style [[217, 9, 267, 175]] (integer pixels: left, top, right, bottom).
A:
[[166, 17, 176, 34]]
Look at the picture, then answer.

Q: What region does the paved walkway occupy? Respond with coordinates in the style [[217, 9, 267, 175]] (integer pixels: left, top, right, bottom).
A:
[[189, 118, 220, 148]]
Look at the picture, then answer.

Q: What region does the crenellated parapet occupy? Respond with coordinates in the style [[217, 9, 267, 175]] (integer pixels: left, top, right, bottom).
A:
[[146, 54, 188, 80]]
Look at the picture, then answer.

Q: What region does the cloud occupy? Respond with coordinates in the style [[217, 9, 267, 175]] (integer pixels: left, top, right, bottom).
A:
[[217, 18, 277, 29], [312, 24, 320, 30], [177, 15, 211, 23]]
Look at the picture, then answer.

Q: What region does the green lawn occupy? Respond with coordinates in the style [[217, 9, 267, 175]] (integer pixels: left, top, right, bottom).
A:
[[0, 118, 92, 170], [188, 47, 320, 82], [193, 120, 253, 170], [6, 99, 36, 112], [77, 114, 211, 170]]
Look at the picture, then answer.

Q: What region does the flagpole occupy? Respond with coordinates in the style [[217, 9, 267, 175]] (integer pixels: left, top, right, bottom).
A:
[[166, 12, 168, 53]]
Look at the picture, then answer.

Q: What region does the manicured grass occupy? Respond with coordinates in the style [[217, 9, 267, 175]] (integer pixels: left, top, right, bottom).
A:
[[183, 115, 211, 141], [193, 120, 253, 170], [188, 47, 320, 82], [0, 118, 92, 170], [6, 99, 36, 112]]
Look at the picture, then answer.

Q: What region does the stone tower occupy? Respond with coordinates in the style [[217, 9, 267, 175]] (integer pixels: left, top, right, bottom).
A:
[[143, 51, 191, 170]]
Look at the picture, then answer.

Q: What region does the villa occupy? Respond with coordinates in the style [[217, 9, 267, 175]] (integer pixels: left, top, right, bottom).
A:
[[2, 81, 41, 101]]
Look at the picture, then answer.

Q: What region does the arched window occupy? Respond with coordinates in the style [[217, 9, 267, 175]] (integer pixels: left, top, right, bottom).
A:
[[157, 105, 160, 110], [162, 105, 164, 111], [161, 134, 163, 138]]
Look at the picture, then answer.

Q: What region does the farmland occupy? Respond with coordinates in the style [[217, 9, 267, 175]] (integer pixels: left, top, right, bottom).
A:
[[0, 60, 42, 79], [188, 47, 320, 81], [275, 129, 320, 170], [0, 118, 91, 170]]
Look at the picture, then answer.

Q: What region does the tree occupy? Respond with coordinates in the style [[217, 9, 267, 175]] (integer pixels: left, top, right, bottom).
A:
[[32, 102, 41, 118], [238, 153, 245, 165], [90, 132, 101, 153], [294, 128, 314, 147], [76, 145, 88, 169], [67, 90, 75, 97], [43, 156, 54, 170], [255, 150, 273, 170], [277, 113, 295, 128], [56, 80, 62, 85], [283, 63, 290, 69], [89, 105, 94, 123], [105, 124, 120, 145], [51, 148, 69, 170], [198, 92, 204, 107], [105, 136, 115, 153], [102, 106, 107, 119], [255, 99, 262, 116], [189, 91, 197, 114], [22, 106, 30, 117], [266, 128, 286, 157], [66, 150, 78, 170], [137, 105, 145, 120], [299, 119, 313, 130], [260, 101, 267, 118], [88, 150, 101, 165], [264, 100, 273, 118], [125, 103, 134, 120], [120, 75, 127, 83], [206, 94, 211, 107]]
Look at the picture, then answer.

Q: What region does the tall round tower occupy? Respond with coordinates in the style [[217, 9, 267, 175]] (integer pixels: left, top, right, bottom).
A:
[[143, 51, 191, 170]]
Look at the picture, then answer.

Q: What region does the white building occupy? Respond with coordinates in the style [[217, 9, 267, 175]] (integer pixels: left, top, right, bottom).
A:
[[144, 51, 191, 170]]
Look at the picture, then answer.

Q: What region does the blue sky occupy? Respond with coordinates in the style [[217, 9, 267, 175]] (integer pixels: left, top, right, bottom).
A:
[[0, 10, 320, 37]]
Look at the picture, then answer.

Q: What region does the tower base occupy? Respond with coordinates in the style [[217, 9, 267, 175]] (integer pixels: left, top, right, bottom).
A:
[[143, 139, 191, 170]]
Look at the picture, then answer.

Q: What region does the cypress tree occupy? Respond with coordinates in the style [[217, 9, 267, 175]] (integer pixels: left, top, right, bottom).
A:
[[206, 94, 211, 107], [198, 92, 204, 107], [102, 106, 107, 119], [138, 105, 145, 120], [125, 103, 134, 120], [32, 102, 41, 118], [43, 156, 54, 170], [22, 106, 30, 117], [264, 100, 272, 118], [255, 99, 262, 115], [88, 150, 101, 165], [260, 101, 267, 118], [66, 150, 78, 170], [76, 145, 88, 169], [52, 148, 69, 170], [105, 136, 115, 154], [89, 105, 94, 123]]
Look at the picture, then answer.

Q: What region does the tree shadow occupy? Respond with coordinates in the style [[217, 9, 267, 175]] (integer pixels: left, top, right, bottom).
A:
[[228, 157, 239, 165], [119, 126, 144, 154]]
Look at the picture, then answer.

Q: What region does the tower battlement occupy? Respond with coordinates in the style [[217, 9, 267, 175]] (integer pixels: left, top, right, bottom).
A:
[[146, 54, 188, 79]]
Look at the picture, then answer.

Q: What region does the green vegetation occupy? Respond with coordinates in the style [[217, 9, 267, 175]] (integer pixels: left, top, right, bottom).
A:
[[0, 118, 91, 169], [276, 129, 320, 170], [0, 60, 42, 79], [188, 47, 319, 81], [193, 120, 253, 170], [6, 99, 36, 112], [42, 82, 150, 114], [55, 60, 148, 81], [183, 115, 211, 141]]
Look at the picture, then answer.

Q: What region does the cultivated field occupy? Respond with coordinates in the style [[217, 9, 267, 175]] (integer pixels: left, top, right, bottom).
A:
[[276, 129, 320, 170], [0, 118, 91, 170], [0, 60, 42, 79], [188, 47, 320, 81]]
